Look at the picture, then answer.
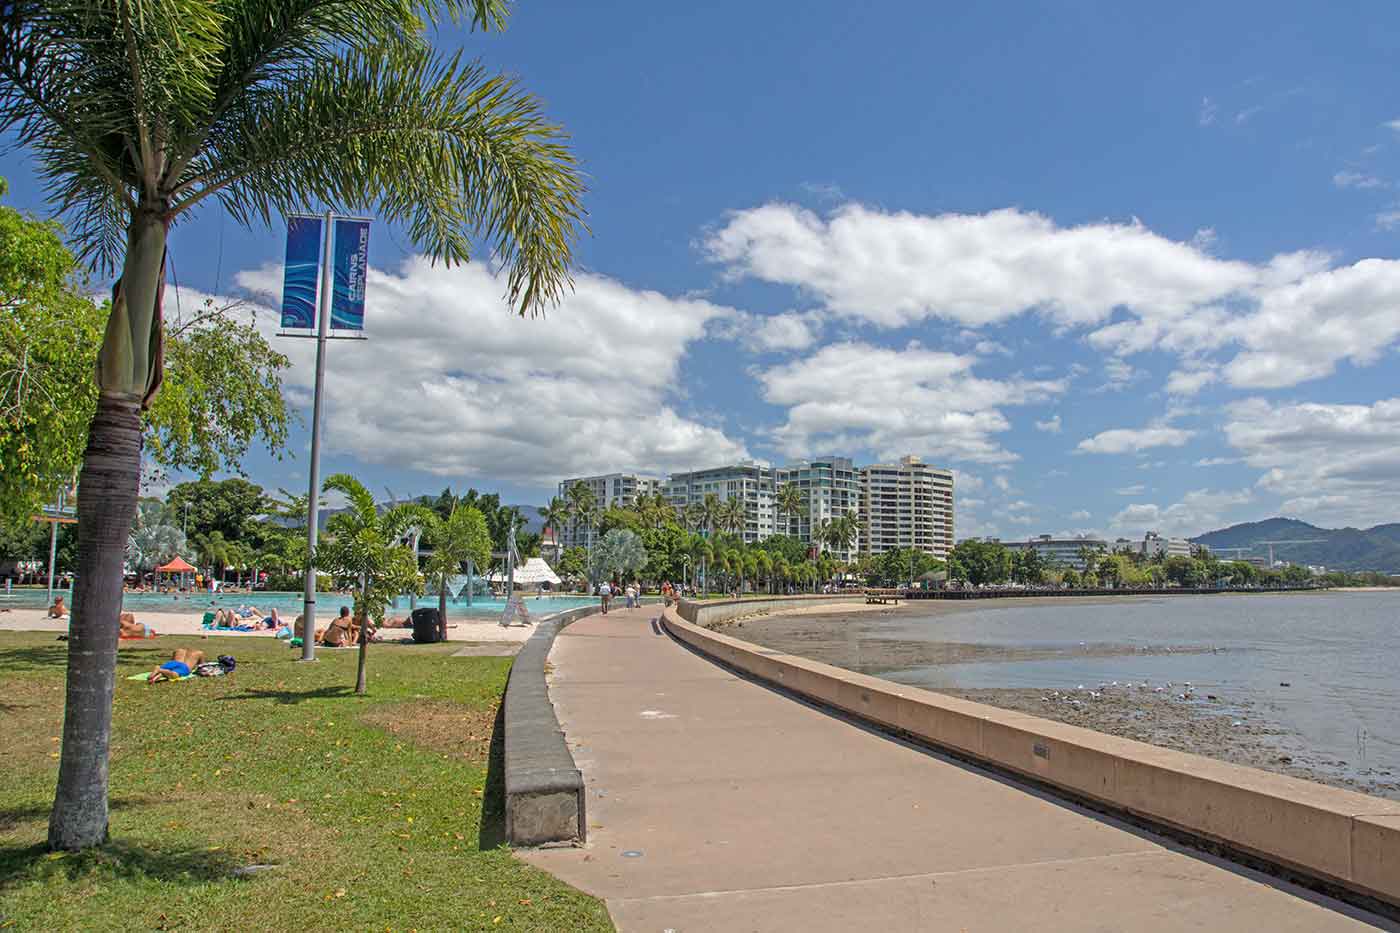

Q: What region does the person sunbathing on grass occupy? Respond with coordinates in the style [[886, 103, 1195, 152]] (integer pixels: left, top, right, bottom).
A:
[[147, 648, 205, 682], [119, 611, 154, 639]]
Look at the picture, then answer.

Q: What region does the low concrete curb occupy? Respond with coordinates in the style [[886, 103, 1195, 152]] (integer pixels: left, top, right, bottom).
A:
[[664, 599, 1400, 911], [502, 606, 597, 847]]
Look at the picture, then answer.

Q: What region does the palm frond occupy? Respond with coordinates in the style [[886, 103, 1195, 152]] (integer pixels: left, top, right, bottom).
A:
[[177, 43, 584, 315], [322, 472, 376, 524]]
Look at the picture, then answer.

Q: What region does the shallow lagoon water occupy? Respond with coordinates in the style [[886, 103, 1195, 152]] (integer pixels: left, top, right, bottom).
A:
[[878, 591, 1400, 780]]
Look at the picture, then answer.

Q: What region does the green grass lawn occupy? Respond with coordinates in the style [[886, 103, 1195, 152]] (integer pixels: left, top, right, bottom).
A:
[[0, 632, 612, 932]]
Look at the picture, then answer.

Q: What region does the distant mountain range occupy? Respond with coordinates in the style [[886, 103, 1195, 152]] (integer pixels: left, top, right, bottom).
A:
[[1191, 518, 1400, 573]]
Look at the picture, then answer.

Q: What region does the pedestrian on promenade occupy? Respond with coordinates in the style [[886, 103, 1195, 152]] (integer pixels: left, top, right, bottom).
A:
[[599, 579, 612, 614]]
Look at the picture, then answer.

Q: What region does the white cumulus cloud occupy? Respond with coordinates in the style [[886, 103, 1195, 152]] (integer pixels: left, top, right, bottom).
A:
[[234, 258, 749, 487], [1224, 396, 1400, 526], [754, 341, 1064, 464], [1076, 426, 1194, 455], [705, 201, 1400, 393]]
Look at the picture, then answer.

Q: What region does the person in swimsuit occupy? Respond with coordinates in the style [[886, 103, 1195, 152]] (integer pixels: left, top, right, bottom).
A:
[[48, 596, 68, 618], [119, 611, 153, 638], [148, 648, 205, 682]]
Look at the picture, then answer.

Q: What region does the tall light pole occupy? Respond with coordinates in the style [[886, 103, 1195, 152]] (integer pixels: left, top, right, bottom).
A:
[[299, 210, 334, 662]]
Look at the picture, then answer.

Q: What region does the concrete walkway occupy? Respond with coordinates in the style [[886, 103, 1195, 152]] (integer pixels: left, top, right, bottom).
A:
[[523, 608, 1395, 931]]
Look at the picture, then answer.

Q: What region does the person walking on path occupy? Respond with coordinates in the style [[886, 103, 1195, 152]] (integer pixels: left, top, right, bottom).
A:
[[599, 580, 612, 614]]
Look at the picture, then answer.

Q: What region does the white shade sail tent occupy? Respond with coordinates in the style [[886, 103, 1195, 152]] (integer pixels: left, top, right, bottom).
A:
[[488, 557, 561, 586]]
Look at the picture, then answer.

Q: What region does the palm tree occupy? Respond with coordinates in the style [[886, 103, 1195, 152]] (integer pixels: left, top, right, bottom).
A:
[[424, 503, 492, 640], [314, 474, 426, 695], [537, 496, 569, 560], [565, 481, 597, 553], [690, 535, 714, 596], [683, 502, 706, 535], [755, 551, 773, 594], [11, 0, 585, 851], [828, 513, 861, 560], [194, 530, 232, 581], [775, 482, 804, 538], [699, 493, 724, 538], [720, 497, 747, 538]]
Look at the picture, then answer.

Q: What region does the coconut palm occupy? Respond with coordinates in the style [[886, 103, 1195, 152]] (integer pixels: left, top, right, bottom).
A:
[[314, 474, 426, 695], [565, 481, 598, 553], [755, 550, 773, 594], [537, 496, 569, 558], [193, 530, 232, 580], [423, 502, 492, 640], [699, 493, 724, 538], [720, 497, 746, 538], [775, 482, 804, 538], [683, 502, 706, 535], [8, 0, 585, 850]]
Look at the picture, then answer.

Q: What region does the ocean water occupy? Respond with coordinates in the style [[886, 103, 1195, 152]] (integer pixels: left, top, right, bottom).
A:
[[0, 587, 597, 619], [877, 591, 1400, 780]]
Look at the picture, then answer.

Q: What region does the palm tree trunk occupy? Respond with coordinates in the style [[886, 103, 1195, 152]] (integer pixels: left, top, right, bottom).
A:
[[437, 579, 448, 642], [355, 576, 370, 695], [47, 395, 143, 849], [49, 208, 167, 851]]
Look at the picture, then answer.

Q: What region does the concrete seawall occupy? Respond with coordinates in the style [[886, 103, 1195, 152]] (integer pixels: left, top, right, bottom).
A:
[[502, 606, 598, 846], [666, 597, 1400, 910]]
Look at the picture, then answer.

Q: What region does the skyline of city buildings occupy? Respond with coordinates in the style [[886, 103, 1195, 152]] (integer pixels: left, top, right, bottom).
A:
[[999, 532, 1196, 570], [557, 454, 955, 560]]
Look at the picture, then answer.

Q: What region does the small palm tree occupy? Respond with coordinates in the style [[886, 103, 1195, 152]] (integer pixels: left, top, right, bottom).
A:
[[699, 493, 724, 538], [423, 502, 492, 640], [683, 502, 706, 535], [776, 482, 804, 537], [10, 0, 585, 851], [537, 496, 569, 559], [314, 474, 426, 695], [720, 497, 746, 538], [565, 481, 598, 553]]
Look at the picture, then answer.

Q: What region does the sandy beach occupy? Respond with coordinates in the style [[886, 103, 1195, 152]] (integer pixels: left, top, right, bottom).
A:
[[0, 606, 536, 643], [729, 597, 1400, 801]]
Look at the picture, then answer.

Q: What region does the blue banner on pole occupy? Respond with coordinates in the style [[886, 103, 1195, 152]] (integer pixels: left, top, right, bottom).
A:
[[279, 216, 322, 329], [331, 219, 370, 330]]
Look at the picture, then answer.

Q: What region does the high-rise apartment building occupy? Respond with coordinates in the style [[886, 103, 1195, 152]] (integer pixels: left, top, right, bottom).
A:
[[775, 457, 862, 561], [556, 472, 661, 549], [859, 455, 955, 559], [664, 461, 777, 543], [554, 453, 955, 562]]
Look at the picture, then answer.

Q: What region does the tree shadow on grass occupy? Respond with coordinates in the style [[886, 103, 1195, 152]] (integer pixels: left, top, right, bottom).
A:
[[0, 644, 71, 675], [213, 685, 353, 705], [477, 701, 507, 850], [0, 794, 244, 887], [0, 838, 246, 888], [0, 794, 162, 834]]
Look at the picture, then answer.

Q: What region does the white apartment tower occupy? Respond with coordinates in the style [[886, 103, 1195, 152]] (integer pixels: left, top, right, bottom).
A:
[[553, 454, 956, 562], [556, 472, 661, 549], [859, 456, 955, 559], [775, 457, 862, 561], [664, 461, 777, 543]]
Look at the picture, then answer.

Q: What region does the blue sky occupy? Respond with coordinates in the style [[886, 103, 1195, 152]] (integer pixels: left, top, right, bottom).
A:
[[6, 0, 1400, 538]]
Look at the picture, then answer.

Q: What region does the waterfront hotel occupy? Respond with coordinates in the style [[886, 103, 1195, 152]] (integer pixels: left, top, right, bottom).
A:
[[558, 454, 954, 560]]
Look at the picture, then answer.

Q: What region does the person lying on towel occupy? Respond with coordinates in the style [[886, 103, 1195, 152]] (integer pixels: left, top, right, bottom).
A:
[[147, 648, 206, 682], [119, 611, 155, 638]]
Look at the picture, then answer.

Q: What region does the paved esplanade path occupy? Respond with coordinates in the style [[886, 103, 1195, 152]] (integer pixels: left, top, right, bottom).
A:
[[523, 607, 1394, 931]]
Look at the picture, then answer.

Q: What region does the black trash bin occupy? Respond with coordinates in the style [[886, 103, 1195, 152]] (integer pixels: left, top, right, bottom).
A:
[[411, 607, 442, 644]]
